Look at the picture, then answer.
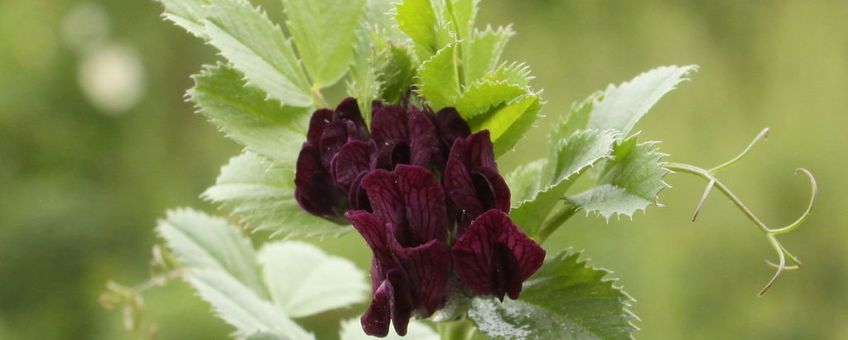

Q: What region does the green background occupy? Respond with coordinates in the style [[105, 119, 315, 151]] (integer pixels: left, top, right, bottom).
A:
[[1, 0, 844, 339]]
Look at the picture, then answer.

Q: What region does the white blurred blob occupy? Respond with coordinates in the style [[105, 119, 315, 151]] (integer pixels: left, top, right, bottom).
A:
[[78, 44, 146, 115], [61, 2, 110, 53]]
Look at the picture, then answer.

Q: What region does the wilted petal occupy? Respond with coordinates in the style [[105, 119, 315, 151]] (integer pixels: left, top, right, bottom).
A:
[[395, 165, 448, 244], [389, 238, 451, 316], [371, 104, 409, 144], [295, 144, 343, 218], [331, 141, 370, 190], [452, 210, 545, 300]]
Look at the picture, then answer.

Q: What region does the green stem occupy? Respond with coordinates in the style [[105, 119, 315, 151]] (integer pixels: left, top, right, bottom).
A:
[[437, 319, 476, 340]]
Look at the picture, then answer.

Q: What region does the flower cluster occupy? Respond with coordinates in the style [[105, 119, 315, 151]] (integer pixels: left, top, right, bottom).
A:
[[295, 98, 546, 337]]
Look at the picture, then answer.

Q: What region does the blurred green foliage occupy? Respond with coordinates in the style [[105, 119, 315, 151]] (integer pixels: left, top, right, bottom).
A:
[[0, 0, 845, 339]]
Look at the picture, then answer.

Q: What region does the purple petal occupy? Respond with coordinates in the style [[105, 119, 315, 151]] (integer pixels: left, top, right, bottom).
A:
[[361, 169, 404, 231], [472, 167, 512, 213], [334, 97, 369, 140], [346, 210, 397, 288], [465, 130, 497, 170], [386, 269, 414, 336], [371, 142, 411, 170], [395, 165, 448, 243], [331, 141, 370, 190], [435, 107, 471, 146], [361, 279, 392, 337], [295, 144, 343, 218], [371, 104, 409, 144], [444, 138, 485, 217], [318, 120, 353, 169], [408, 109, 440, 167], [306, 109, 333, 145], [388, 238, 451, 316], [452, 210, 545, 300], [347, 171, 372, 211]]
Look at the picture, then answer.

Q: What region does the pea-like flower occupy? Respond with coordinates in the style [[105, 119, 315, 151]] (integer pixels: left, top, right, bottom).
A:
[[294, 98, 545, 338], [295, 98, 369, 221], [346, 165, 451, 337]]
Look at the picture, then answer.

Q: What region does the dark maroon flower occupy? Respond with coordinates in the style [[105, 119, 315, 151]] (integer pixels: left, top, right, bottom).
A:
[[451, 209, 546, 301], [444, 131, 511, 222], [346, 165, 451, 337], [370, 104, 442, 171], [295, 98, 369, 220]]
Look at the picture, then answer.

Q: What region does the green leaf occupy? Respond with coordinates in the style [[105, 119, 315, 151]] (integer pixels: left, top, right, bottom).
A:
[[204, 0, 312, 107], [157, 0, 210, 37], [282, 0, 365, 87], [418, 43, 460, 110], [469, 251, 637, 340], [455, 80, 526, 119], [586, 65, 697, 136], [190, 64, 310, 166], [157, 208, 314, 339], [510, 130, 617, 236], [202, 152, 349, 238], [446, 0, 478, 44], [463, 26, 514, 84], [505, 159, 545, 206], [567, 137, 669, 219], [258, 241, 368, 318], [468, 93, 543, 156], [395, 0, 453, 59], [339, 319, 439, 340], [485, 62, 532, 88], [379, 44, 417, 103], [157, 208, 267, 297], [189, 269, 315, 340]]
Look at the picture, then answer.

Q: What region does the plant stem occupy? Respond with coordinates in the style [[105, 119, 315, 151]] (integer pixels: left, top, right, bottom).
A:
[[437, 319, 476, 340]]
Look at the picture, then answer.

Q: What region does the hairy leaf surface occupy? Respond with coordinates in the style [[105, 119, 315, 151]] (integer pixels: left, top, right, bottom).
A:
[[202, 152, 348, 238], [469, 251, 637, 340]]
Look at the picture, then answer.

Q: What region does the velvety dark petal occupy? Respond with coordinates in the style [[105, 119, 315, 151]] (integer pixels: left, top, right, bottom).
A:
[[334, 97, 369, 140], [465, 130, 497, 170], [451, 210, 496, 295], [371, 142, 411, 170], [295, 144, 342, 218], [395, 165, 448, 244], [318, 120, 352, 169], [371, 105, 409, 144], [498, 216, 546, 282], [306, 109, 334, 145], [452, 210, 545, 299], [492, 242, 523, 301], [372, 100, 384, 114], [361, 169, 404, 229], [472, 166, 512, 213], [386, 269, 414, 336], [389, 238, 451, 316], [347, 210, 397, 287], [434, 107, 471, 146], [331, 141, 370, 190], [361, 279, 392, 337], [408, 109, 440, 167], [444, 138, 485, 217], [348, 171, 371, 211]]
